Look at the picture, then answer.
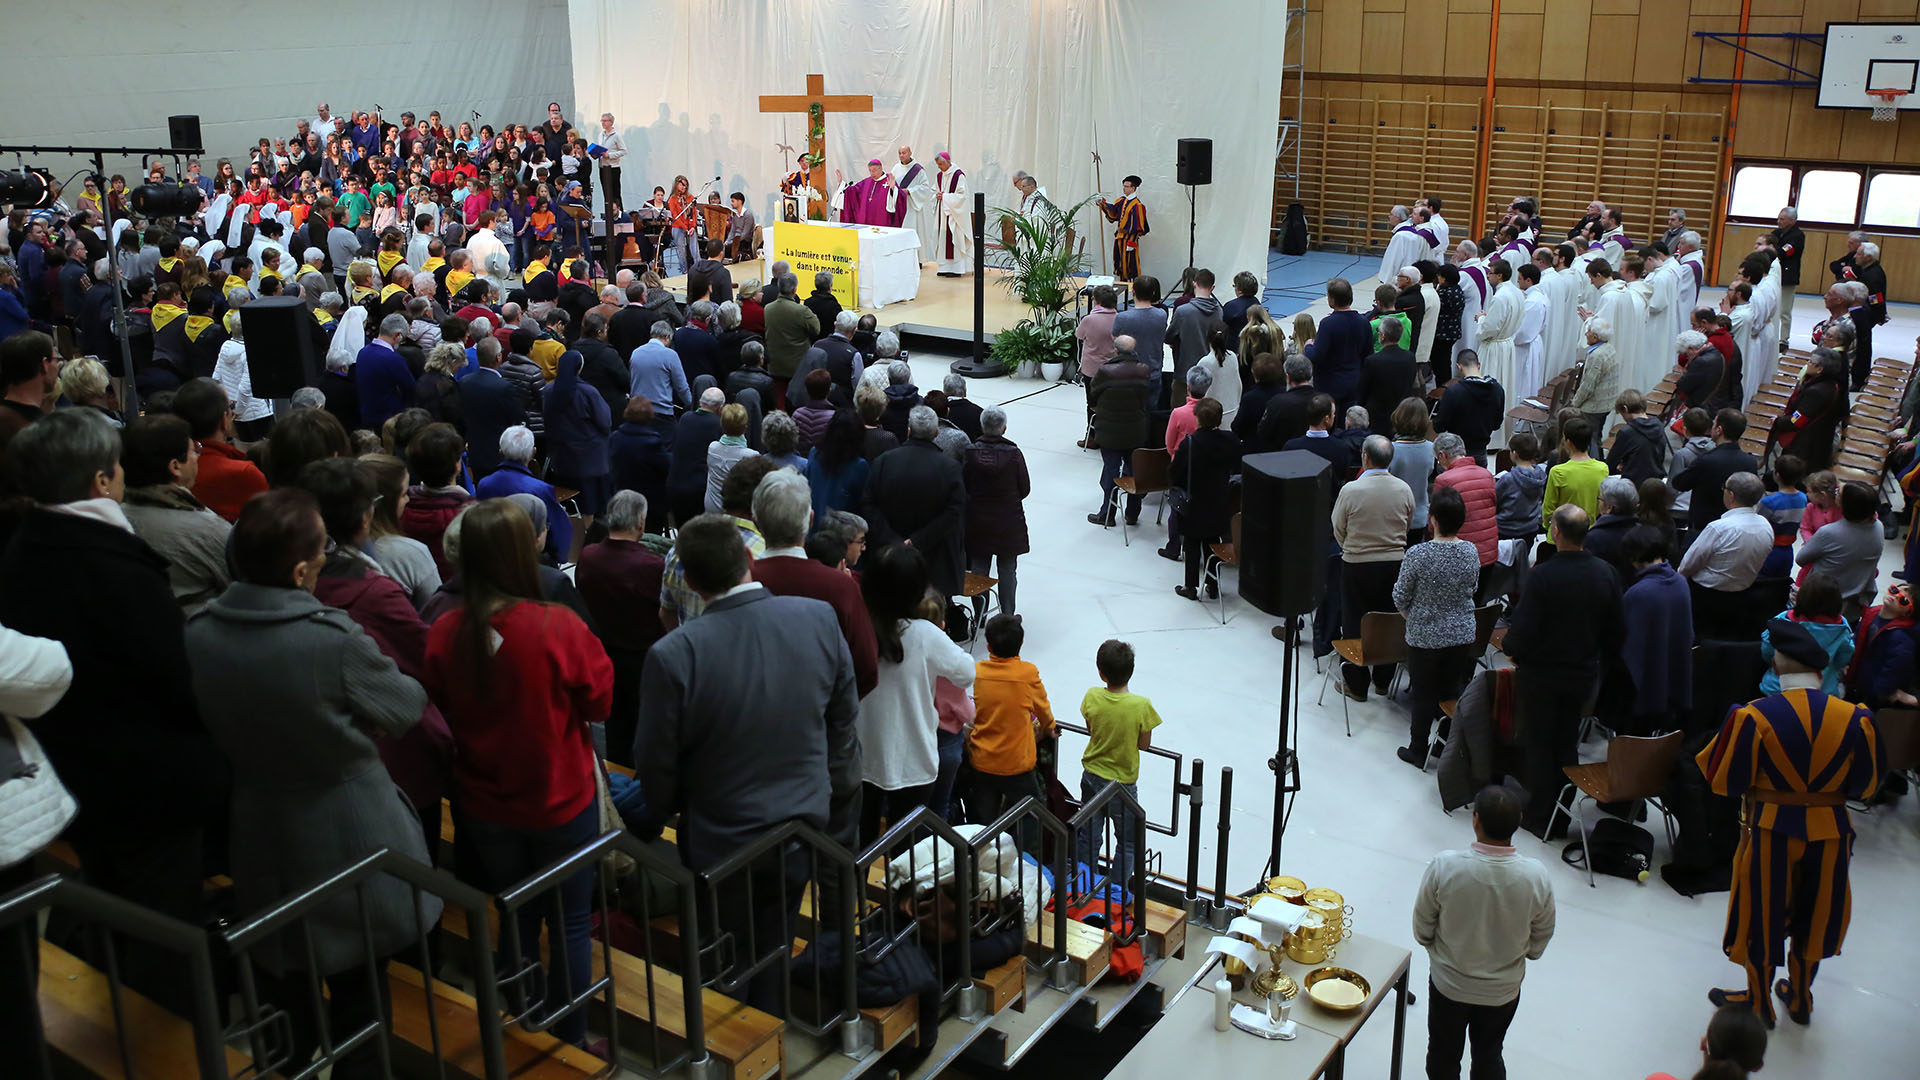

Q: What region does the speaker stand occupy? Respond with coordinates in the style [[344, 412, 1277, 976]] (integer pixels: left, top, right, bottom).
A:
[[1264, 620, 1304, 886], [1185, 183, 1198, 274]]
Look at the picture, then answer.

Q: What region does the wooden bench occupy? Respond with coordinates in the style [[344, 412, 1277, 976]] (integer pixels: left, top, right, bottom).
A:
[[435, 802, 785, 1080], [37, 940, 252, 1080], [386, 961, 605, 1080]]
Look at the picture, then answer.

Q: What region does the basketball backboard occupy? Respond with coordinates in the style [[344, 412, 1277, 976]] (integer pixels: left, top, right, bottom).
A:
[[1819, 22, 1920, 110]]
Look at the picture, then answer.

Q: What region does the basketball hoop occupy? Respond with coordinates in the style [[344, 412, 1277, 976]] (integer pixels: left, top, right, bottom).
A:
[[1869, 88, 1906, 122]]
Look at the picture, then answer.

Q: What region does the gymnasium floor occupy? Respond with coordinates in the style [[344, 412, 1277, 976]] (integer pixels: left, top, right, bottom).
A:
[[890, 289, 1920, 1079]]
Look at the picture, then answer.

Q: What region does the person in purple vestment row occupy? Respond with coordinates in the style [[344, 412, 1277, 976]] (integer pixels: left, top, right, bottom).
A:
[[835, 160, 898, 227]]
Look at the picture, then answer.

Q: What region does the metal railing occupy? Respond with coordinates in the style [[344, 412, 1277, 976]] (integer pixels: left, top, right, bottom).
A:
[[15, 749, 1241, 1079], [1, 872, 227, 1080], [967, 796, 1073, 992], [1052, 718, 1188, 838], [219, 846, 507, 1080], [1065, 780, 1151, 955], [690, 819, 862, 1055]]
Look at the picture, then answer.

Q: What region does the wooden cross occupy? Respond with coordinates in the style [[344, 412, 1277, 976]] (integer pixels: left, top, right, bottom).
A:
[[759, 74, 873, 220]]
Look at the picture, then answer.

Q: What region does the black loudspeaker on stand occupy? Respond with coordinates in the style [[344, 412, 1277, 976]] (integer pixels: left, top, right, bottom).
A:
[[1176, 137, 1211, 274], [239, 297, 320, 398], [167, 115, 202, 153], [1238, 450, 1331, 879]]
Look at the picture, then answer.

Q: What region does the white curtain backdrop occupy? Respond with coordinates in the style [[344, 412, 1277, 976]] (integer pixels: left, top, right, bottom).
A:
[[2, 1, 573, 177], [568, 0, 1284, 288]]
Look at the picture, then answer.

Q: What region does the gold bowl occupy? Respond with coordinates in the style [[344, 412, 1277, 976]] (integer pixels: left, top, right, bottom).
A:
[[1304, 966, 1371, 1013], [1267, 875, 1308, 903]]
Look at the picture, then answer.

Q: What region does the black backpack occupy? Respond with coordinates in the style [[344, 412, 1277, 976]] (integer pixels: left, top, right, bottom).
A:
[[1563, 818, 1655, 882], [1280, 202, 1309, 255]]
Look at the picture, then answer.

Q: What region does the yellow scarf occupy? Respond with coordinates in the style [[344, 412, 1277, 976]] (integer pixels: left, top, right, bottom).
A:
[[151, 302, 187, 332], [446, 269, 473, 297], [380, 282, 406, 303], [224, 274, 249, 295], [524, 259, 549, 280], [378, 250, 403, 276], [157, 257, 180, 273], [297, 263, 322, 279], [420, 256, 445, 275], [259, 266, 282, 282], [184, 314, 215, 341], [350, 285, 377, 305], [314, 309, 335, 326]]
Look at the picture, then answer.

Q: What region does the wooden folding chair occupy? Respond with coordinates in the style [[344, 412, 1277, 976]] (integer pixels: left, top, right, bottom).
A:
[[1546, 731, 1686, 887], [1202, 513, 1242, 624], [1317, 611, 1408, 736], [1106, 448, 1171, 546]]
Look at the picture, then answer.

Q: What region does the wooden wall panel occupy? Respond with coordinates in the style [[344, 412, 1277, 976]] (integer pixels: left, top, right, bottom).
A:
[[1495, 14, 1544, 82], [1542, 0, 1594, 83]]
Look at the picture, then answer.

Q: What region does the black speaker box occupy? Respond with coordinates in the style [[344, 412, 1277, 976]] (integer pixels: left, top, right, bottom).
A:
[[1176, 138, 1213, 186], [1239, 450, 1331, 618], [239, 296, 318, 398], [167, 115, 203, 152]]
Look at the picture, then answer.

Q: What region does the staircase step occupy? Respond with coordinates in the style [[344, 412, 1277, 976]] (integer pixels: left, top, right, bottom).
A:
[[438, 904, 784, 1080], [1026, 915, 1113, 986], [385, 961, 604, 1080], [36, 940, 252, 1080]]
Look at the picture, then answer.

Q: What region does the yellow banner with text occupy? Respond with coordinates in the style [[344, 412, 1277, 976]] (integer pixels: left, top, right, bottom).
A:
[[771, 222, 859, 312]]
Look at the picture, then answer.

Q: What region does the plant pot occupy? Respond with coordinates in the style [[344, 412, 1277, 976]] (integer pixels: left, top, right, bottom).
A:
[[1040, 361, 1066, 382]]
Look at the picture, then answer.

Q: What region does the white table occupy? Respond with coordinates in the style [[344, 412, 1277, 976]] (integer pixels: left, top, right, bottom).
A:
[[761, 222, 922, 310]]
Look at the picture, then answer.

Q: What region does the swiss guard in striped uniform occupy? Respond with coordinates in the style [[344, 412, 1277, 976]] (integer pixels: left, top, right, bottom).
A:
[[1697, 618, 1883, 1028], [1099, 176, 1149, 282]]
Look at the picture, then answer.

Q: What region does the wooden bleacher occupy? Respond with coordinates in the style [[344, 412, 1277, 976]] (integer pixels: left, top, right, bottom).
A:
[[36, 941, 252, 1080]]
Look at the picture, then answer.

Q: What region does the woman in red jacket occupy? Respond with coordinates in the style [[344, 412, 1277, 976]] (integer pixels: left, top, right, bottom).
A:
[[423, 499, 612, 1046]]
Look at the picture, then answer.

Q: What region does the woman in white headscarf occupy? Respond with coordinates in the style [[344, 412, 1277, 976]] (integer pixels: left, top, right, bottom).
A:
[[203, 192, 232, 240], [198, 242, 226, 275], [224, 203, 247, 248], [327, 306, 369, 372]]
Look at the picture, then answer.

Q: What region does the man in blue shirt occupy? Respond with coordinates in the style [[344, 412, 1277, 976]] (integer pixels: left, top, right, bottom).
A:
[[354, 313, 416, 431], [628, 321, 692, 416], [1307, 277, 1371, 414]]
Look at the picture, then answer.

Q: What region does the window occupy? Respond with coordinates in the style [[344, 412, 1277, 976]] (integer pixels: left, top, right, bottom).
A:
[[1864, 172, 1920, 229], [1797, 170, 1862, 224], [1729, 165, 1790, 218], [1728, 161, 1919, 234]]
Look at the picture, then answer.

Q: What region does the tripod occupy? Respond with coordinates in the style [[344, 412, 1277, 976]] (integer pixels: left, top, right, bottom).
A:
[[1185, 183, 1198, 273], [1264, 617, 1304, 885]]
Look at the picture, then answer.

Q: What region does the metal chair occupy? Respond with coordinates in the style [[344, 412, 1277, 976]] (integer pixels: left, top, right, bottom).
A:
[[1545, 731, 1686, 888], [1105, 448, 1172, 546], [961, 572, 999, 650], [1201, 513, 1242, 625], [1317, 611, 1409, 736]]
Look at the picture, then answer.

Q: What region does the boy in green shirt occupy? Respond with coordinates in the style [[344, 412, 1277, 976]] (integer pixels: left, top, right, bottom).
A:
[[1078, 639, 1162, 892], [339, 178, 372, 231], [1542, 414, 1608, 527]]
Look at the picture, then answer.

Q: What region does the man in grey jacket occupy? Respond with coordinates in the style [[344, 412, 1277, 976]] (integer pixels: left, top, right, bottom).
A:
[[634, 512, 861, 1009], [1413, 785, 1555, 1080], [1165, 267, 1222, 400]]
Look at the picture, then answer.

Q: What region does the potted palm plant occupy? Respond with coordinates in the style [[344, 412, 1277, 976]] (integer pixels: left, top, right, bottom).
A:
[[993, 194, 1095, 380]]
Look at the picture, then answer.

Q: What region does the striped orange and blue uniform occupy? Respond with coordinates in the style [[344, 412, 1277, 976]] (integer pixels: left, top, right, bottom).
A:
[[1099, 196, 1149, 281], [1696, 688, 1881, 976]]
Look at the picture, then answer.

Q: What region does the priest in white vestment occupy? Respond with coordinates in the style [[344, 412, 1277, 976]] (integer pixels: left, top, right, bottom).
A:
[[1537, 246, 1584, 391], [1475, 260, 1524, 449], [890, 145, 936, 258], [932, 153, 973, 276], [1378, 206, 1424, 285], [1724, 284, 1753, 404], [1451, 242, 1488, 366], [1582, 260, 1644, 395], [1595, 207, 1631, 268], [1640, 246, 1680, 391], [1419, 197, 1451, 255], [1410, 267, 1441, 378], [1674, 231, 1706, 338], [1739, 252, 1782, 403], [1514, 263, 1550, 405]]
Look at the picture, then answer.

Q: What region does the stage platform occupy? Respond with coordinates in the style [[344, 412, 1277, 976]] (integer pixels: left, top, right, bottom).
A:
[[662, 261, 1034, 344]]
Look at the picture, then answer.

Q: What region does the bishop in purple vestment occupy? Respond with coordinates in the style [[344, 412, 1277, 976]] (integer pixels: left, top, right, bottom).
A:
[[836, 159, 896, 227]]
